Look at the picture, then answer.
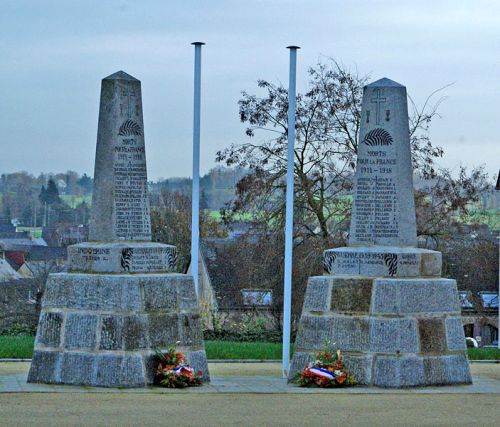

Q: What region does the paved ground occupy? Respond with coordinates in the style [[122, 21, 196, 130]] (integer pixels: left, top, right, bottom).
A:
[[1, 363, 499, 426]]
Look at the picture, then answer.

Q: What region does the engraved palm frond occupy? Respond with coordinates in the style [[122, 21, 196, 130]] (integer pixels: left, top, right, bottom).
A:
[[323, 252, 337, 273], [166, 247, 177, 270], [120, 248, 134, 272], [363, 128, 393, 146], [118, 119, 143, 136], [383, 253, 398, 277]]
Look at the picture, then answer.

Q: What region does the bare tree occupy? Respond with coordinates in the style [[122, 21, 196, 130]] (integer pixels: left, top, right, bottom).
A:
[[151, 190, 227, 272], [214, 59, 492, 328], [216, 59, 471, 246]]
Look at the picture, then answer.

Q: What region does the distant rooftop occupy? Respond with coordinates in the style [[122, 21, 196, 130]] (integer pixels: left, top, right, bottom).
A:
[[459, 292, 499, 309]]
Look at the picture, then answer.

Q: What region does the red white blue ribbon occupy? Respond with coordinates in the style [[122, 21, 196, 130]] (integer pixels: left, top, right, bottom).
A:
[[173, 365, 194, 376], [309, 367, 336, 380]]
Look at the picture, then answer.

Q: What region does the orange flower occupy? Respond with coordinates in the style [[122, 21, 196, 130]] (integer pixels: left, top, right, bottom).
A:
[[336, 375, 346, 385]]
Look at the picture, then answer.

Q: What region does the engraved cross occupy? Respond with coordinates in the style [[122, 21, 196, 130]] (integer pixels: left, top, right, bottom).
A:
[[370, 88, 386, 125], [122, 87, 136, 119]]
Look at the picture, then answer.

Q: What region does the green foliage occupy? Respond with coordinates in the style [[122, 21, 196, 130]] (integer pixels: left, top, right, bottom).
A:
[[0, 324, 37, 337], [60, 195, 92, 209], [204, 314, 284, 343], [39, 179, 60, 205], [76, 173, 93, 194], [0, 335, 34, 358], [15, 226, 43, 238], [468, 348, 500, 361], [460, 208, 500, 230], [206, 210, 255, 222], [204, 341, 289, 360]]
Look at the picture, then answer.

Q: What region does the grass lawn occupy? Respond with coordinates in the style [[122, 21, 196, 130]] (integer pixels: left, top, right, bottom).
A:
[[60, 194, 92, 208], [205, 340, 288, 359], [0, 335, 35, 358], [467, 347, 500, 360], [1, 336, 499, 361], [0, 337, 286, 360]]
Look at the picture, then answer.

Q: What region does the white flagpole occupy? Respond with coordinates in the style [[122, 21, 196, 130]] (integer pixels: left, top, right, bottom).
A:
[[282, 45, 300, 378], [191, 42, 204, 295]]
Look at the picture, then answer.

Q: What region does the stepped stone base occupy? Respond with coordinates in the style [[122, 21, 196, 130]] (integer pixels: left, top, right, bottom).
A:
[[28, 272, 209, 387], [289, 276, 471, 387]]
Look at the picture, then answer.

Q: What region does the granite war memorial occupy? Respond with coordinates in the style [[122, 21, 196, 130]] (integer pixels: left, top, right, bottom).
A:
[[28, 71, 209, 387], [289, 78, 472, 387]]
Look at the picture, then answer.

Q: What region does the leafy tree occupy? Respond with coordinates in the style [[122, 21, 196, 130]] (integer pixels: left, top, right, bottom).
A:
[[39, 178, 61, 205], [77, 173, 93, 194]]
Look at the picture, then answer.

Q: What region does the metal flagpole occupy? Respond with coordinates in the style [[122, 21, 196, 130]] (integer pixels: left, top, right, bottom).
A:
[[191, 42, 205, 296], [282, 45, 300, 378]]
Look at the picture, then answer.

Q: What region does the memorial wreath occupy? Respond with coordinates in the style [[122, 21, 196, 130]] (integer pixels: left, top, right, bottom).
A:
[[294, 343, 357, 388], [154, 344, 203, 388]]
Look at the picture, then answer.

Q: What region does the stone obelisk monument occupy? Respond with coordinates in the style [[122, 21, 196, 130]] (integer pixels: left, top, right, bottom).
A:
[[28, 71, 209, 387], [289, 78, 471, 387]]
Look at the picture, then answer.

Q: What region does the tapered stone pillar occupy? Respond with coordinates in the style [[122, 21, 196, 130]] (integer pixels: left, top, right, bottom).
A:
[[28, 71, 209, 387], [289, 78, 471, 387]]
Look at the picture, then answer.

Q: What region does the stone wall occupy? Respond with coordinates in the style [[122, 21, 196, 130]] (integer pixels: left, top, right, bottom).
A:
[[0, 279, 39, 333]]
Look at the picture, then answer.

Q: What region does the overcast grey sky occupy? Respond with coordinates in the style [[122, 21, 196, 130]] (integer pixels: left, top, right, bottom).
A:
[[1, 0, 498, 181]]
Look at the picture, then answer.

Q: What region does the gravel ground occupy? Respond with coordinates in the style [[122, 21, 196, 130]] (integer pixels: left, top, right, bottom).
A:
[[0, 393, 499, 426], [0, 363, 499, 426]]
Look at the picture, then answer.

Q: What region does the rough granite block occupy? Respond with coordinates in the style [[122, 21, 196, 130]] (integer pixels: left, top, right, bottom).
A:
[[95, 354, 145, 387], [342, 354, 373, 385], [176, 275, 198, 310], [423, 355, 472, 385], [330, 317, 370, 352], [60, 352, 95, 385], [144, 353, 159, 385], [148, 313, 179, 348], [92, 279, 122, 310], [294, 315, 334, 350], [142, 277, 177, 311], [179, 313, 203, 347], [373, 356, 425, 387], [302, 277, 331, 313], [27, 350, 62, 384], [64, 313, 98, 350], [122, 315, 148, 350], [45, 275, 143, 312], [445, 317, 467, 351], [36, 312, 63, 348], [97, 277, 142, 311], [330, 279, 373, 313], [42, 275, 67, 308], [186, 350, 210, 381], [288, 352, 314, 380], [418, 318, 446, 353], [99, 315, 123, 350], [372, 279, 460, 315], [369, 318, 419, 353], [119, 280, 143, 311]]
